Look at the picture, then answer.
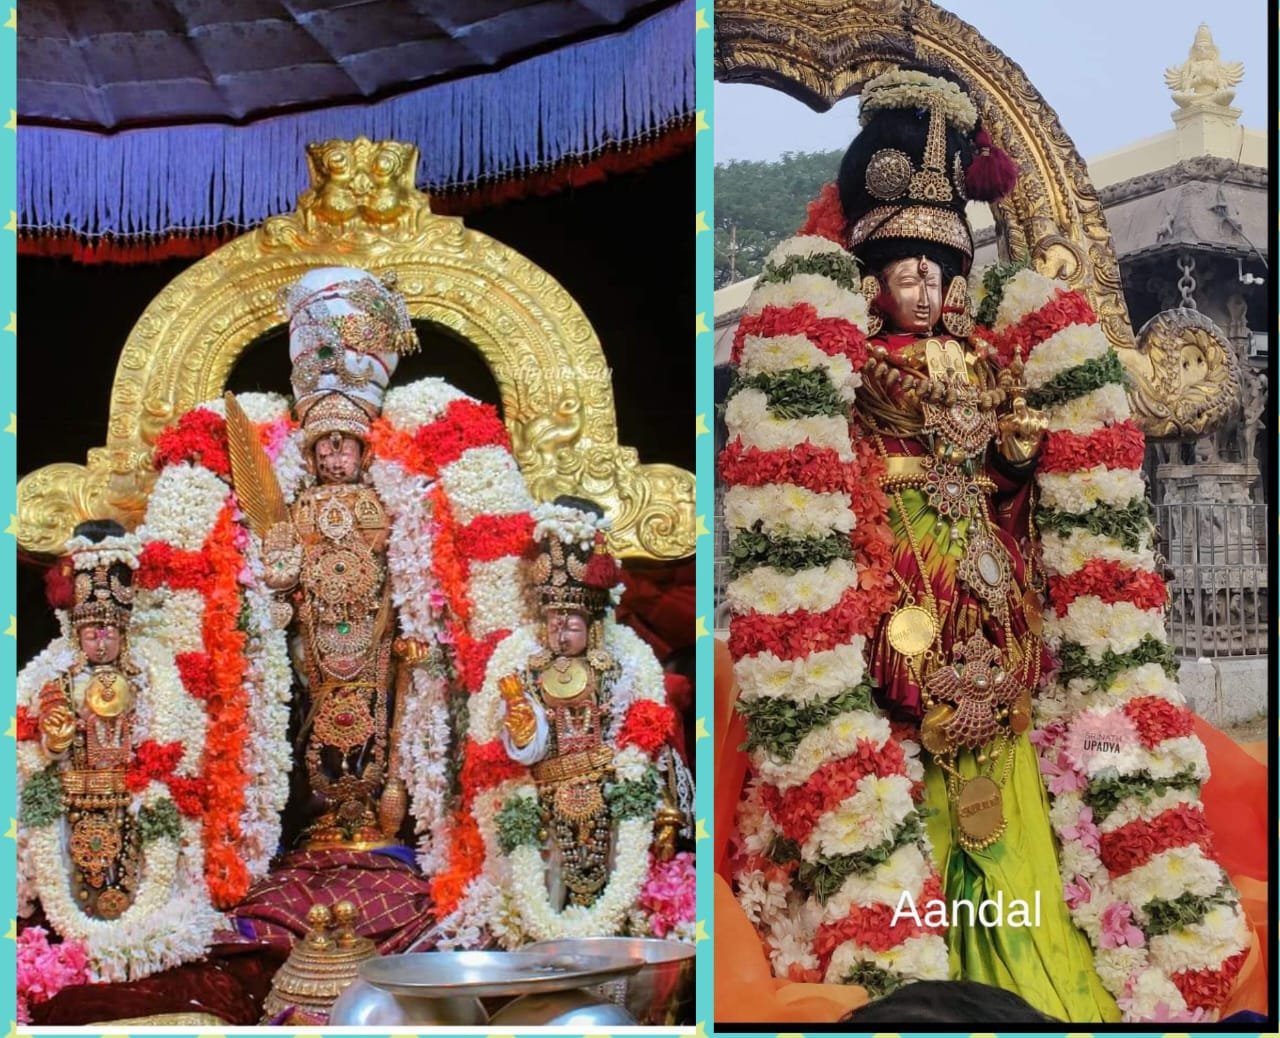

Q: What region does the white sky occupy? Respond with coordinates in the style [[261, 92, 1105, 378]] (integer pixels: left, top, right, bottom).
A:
[[715, 0, 1269, 164]]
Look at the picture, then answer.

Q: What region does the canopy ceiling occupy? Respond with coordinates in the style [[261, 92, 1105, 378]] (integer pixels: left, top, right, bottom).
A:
[[20, 0, 674, 129]]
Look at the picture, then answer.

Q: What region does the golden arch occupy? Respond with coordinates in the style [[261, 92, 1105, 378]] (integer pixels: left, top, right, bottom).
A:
[[18, 138, 695, 560], [716, 0, 1239, 437]]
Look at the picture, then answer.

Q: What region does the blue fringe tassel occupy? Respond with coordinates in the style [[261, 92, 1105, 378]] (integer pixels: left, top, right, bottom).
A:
[[20, 1, 694, 237]]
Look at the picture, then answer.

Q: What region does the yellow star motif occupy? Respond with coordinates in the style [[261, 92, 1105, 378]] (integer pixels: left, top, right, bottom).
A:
[[695, 211, 710, 233], [695, 515, 710, 537], [4, 312, 14, 335], [695, 918, 709, 942], [4, 616, 14, 639], [5, 413, 14, 435], [695, 8, 709, 30], [5, 515, 15, 537], [4, 1020, 15, 1038], [694, 817, 709, 841], [4, 819, 14, 840], [4, 110, 14, 132], [5, 717, 14, 739], [3, 8, 13, 30], [695, 311, 710, 334], [695, 109, 710, 133], [695, 413, 710, 436], [4, 920, 15, 941], [778, 1033, 807, 1038], [3, 211, 14, 233], [870, 1033, 900, 1038], [695, 716, 710, 740], [695, 615, 709, 639]]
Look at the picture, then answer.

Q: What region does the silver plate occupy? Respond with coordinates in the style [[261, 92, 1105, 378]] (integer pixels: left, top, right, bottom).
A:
[[360, 950, 643, 998]]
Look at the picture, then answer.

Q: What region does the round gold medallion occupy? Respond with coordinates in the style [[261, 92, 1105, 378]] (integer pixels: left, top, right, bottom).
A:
[[920, 703, 956, 755], [887, 606, 937, 657], [539, 658, 590, 700], [956, 775, 1006, 851], [95, 888, 131, 920], [1009, 690, 1033, 735], [1023, 587, 1044, 637], [84, 670, 130, 718]]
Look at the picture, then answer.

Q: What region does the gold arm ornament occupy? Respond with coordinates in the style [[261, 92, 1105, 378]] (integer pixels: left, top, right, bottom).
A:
[[498, 673, 537, 749]]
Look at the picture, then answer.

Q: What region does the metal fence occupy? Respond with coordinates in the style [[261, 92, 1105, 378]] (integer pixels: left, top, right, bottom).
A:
[[1156, 502, 1268, 658]]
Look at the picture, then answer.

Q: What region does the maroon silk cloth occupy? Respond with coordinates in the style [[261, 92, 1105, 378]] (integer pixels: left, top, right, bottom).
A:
[[230, 847, 434, 955], [30, 938, 285, 1026], [866, 427, 1049, 722]]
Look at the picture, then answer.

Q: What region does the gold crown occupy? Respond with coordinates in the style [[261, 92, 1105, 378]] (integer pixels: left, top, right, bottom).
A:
[[71, 564, 134, 629], [847, 205, 973, 259], [297, 391, 374, 447]]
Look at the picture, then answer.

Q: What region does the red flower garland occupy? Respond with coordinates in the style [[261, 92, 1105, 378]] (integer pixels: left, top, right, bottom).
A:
[[1039, 420, 1146, 474], [1121, 696, 1195, 750], [414, 399, 511, 472], [153, 409, 231, 479], [1171, 950, 1248, 1010], [135, 542, 211, 591], [16, 707, 38, 742], [458, 738, 526, 804], [455, 512, 535, 563], [616, 699, 675, 756], [728, 584, 886, 662], [368, 419, 433, 477], [760, 738, 908, 846], [430, 808, 485, 916], [1098, 803, 1214, 876], [175, 651, 214, 701], [165, 776, 208, 818], [199, 505, 251, 909], [125, 740, 184, 792], [978, 289, 1097, 366], [719, 440, 858, 496], [731, 303, 869, 371], [1047, 558, 1168, 616], [813, 873, 946, 964]]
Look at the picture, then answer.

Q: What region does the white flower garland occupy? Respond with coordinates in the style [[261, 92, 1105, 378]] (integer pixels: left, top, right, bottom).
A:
[[531, 501, 607, 552], [725, 389, 855, 458], [859, 69, 978, 131]]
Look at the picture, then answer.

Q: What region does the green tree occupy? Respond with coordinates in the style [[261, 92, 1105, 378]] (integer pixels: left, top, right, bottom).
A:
[[714, 150, 843, 287]]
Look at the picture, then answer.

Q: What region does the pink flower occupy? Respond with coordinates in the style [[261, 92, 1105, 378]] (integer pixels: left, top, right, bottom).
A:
[[1039, 751, 1086, 794], [1149, 1002, 1208, 1022], [17, 927, 91, 1012], [260, 418, 294, 461], [1063, 874, 1092, 908], [1027, 721, 1065, 749], [1060, 805, 1100, 854], [1099, 901, 1145, 950], [638, 852, 696, 937]]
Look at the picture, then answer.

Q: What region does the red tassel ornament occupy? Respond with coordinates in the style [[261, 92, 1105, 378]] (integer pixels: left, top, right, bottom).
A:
[[965, 127, 1018, 202], [583, 533, 621, 589]]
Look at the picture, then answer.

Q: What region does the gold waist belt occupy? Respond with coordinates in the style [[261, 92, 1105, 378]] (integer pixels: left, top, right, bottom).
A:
[[880, 454, 996, 492], [532, 745, 614, 786], [61, 768, 129, 806]]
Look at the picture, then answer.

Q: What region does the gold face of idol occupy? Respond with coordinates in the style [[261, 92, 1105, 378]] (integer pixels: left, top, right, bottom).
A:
[[879, 256, 944, 334], [314, 432, 365, 484]]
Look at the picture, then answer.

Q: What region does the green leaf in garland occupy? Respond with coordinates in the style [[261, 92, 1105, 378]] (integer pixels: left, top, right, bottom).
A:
[[1037, 496, 1155, 553], [1026, 350, 1127, 410], [797, 812, 924, 903], [496, 795, 543, 854], [20, 767, 64, 828], [1083, 766, 1202, 824], [738, 682, 875, 761], [726, 368, 847, 421], [1056, 635, 1177, 690], [973, 258, 1031, 328], [606, 769, 660, 821], [727, 527, 853, 579], [768, 834, 801, 865], [1141, 884, 1237, 938], [841, 961, 904, 998], [138, 798, 182, 844], [759, 251, 862, 293]]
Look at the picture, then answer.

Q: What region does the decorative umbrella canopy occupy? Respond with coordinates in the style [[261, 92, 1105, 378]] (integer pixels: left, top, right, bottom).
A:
[[17, 0, 694, 239], [20, 0, 675, 129]]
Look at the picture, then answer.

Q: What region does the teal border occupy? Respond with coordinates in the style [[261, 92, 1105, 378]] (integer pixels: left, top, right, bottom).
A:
[[3, 3, 16, 1033], [694, 3, 714, 1038]]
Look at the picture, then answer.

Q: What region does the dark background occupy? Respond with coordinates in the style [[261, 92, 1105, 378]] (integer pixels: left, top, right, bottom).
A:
[[18, 150, 694, 663]]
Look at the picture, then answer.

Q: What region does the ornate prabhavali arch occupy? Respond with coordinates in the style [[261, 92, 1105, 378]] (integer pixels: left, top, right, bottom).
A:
[[715, 0, 1239, 439], [18, 138, 696, 561]]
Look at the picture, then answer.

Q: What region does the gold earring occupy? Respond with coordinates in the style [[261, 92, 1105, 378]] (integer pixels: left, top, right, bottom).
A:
[[941, 275, 974, 339], [860, 274, 884, 337]]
